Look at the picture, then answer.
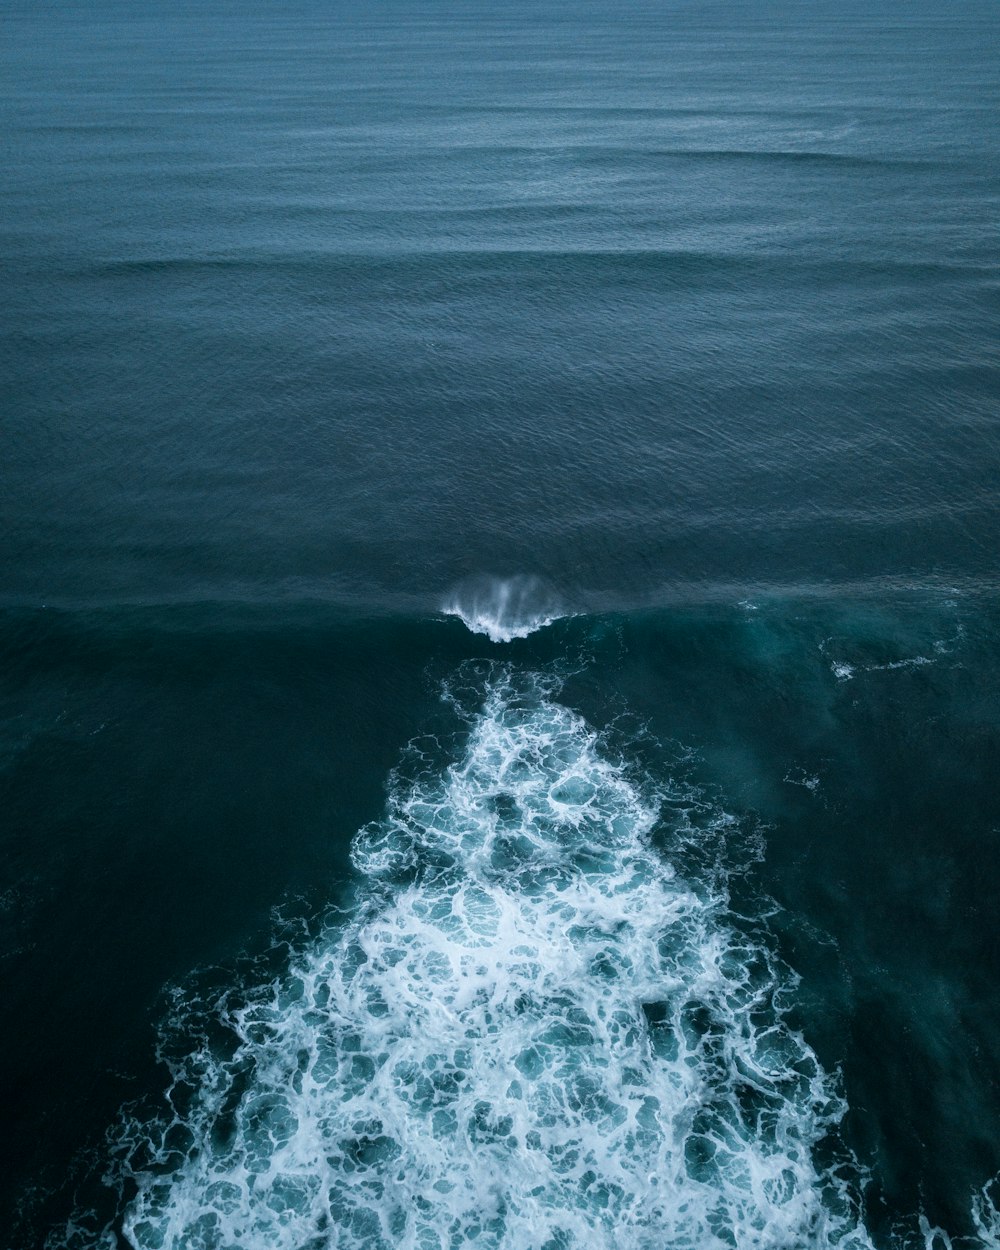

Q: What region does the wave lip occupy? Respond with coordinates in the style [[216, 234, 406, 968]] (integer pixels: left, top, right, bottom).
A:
[[442, 575, 566, 642]]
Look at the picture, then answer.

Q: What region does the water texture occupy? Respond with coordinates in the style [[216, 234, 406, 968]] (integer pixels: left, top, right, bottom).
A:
[[2, 1, 999, 1246], [116, 667, 871, 1250], [3, 0, 999, 609]]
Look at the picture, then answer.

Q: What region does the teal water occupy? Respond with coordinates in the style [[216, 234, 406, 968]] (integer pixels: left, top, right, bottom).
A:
[[2, 1, 999, 1246], [4, 597, 999, 1247]]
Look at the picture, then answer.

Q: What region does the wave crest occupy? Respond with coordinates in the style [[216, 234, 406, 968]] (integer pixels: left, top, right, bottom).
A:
[[442, 576, 566, 642]]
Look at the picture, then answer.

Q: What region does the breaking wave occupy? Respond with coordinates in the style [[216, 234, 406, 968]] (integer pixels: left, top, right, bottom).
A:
[[442, 576, 566, 642], [113, 666, 876, 1250]]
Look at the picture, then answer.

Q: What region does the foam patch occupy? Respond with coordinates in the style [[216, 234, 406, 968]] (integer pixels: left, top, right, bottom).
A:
[[119, 669, 872, 1250]]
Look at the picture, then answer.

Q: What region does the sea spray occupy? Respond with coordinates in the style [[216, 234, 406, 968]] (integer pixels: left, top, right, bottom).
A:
[[114, 666, 873, 1250], [442, 576, 567, 642]]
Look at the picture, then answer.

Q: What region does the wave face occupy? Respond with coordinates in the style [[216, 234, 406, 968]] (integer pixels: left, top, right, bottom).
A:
[[442, 576, 566, 641], [119, 669, 871, 1250]]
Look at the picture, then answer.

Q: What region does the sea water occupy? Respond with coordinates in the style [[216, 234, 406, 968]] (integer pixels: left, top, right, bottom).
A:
[[2, 0, 999, 1246], [115, 665, 870, 1250]]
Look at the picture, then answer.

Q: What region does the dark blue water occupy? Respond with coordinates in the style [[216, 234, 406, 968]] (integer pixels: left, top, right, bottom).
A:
[[2, 2, 999, 1246]]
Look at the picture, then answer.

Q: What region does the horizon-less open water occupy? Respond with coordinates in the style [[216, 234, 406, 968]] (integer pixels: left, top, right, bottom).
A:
[[2, 1, 1000, 1246]]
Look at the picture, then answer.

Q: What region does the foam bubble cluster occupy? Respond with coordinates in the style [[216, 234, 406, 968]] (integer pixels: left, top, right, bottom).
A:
[[119, 671, 873, 1250]]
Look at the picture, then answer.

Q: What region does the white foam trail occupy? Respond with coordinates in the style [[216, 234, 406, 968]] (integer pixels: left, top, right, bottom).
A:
[[968, 1179, 1000, 1249], [442, 576, 565, 642], [118, 670, 875, 1250]]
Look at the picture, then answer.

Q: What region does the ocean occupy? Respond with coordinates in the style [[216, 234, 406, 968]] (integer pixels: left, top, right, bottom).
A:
[[2, 1, 999, 1246]]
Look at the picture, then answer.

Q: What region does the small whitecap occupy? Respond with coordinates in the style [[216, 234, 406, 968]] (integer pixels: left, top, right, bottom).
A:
[[442, 575, 567, 642]]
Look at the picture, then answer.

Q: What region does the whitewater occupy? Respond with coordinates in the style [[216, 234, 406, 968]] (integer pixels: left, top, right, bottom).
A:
[[111, 661, 885, 1250], [441, 576, 568, 643]]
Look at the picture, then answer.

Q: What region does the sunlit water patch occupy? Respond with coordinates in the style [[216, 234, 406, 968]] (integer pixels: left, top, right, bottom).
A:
[[106, 667, 881, 1250]]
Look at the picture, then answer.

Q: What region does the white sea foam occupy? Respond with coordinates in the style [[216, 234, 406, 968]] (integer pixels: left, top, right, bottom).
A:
[[819, 610, 967, 685], [442, 576, 565, 642], [784, 769, 821, 793], [117, 668, 876, 1250], [971, 1180, 1000, 1248]]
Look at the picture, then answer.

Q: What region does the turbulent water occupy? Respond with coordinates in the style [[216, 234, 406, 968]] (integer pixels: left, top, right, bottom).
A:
[[41, 605, 1000, 1250], [115, 667, 870, 1250], [442, 577, 568, 643], [3, 0, 1000, 1246]]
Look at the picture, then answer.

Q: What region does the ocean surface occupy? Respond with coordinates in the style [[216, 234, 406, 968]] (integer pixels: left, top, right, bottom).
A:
[[2, 1, 1000, 1246]]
